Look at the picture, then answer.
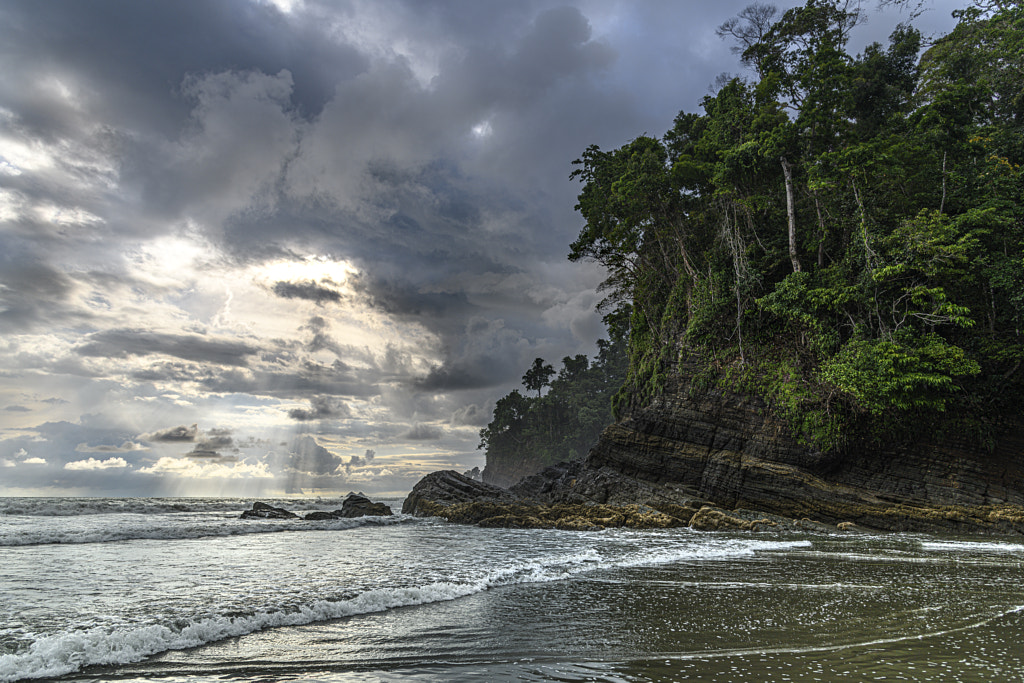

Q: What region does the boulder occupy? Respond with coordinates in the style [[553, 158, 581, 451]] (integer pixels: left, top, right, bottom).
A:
[[335, 493, 392, 518], [688, 507, 752, 531], [304, 510, 338, 521], [401, 470, 516, 516], [241, 502, 299, 519]]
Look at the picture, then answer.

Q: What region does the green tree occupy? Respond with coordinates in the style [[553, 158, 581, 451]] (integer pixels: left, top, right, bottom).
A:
[[522, 358, 555, 398], [567, 0, 1024, 450], [479, 331, 629, 480]]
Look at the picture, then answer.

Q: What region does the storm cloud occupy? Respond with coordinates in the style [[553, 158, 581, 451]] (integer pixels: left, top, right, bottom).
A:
[[76, 330, 259, 366], [272, 281, 343, 305], [142, 425, 199, 443], [0, 0, 963, 496], [288, 395, 352, 422], [288, 435, 344, 476]]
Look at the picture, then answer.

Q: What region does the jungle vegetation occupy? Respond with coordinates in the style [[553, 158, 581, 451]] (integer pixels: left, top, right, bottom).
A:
[[482, 0, 1023, 469], [570, 0, 1024, 450], [478, 324, 628, 472]]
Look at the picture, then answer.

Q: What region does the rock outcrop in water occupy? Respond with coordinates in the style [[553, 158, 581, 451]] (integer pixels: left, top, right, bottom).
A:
[[404, 367, 1024, 535], [403, 470, 694, 530], [401, 470, 517, 516], [336, 494, 393, 518], [241, 502, 299, 519], [241, 495, 393, 520]]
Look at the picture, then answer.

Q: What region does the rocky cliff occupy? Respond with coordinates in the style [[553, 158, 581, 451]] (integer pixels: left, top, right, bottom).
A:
[[409, 361, 1024, 535], [482, 452, 548, 490], [520, 370, 1024, 532]]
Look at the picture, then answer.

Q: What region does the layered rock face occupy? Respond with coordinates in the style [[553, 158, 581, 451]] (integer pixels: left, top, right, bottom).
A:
[[511, 371, 1024, 534], [407, 360, 1024, 534]]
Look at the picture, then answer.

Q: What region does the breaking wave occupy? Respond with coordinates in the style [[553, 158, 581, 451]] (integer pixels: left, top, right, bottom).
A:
[[0, 536, 809, 681]]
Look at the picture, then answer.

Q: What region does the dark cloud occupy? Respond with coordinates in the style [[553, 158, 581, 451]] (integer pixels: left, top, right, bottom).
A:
[[75, 441, 148, 453], [141, 424, 198, 443], [504, 5, 616, 93], [4, 405, 31, 412], [414, 363, 496, 392], [157, 427, 238, 459], [351, 272, 473, 323], [287, 435, 344, 475], [199, 364, 377, 400], [403, 423, 443, 441], [186, 449, 237, 462], [0, 258, 81, 332], [413, 317, 529, 391], [272, 280, 342, 304], [345, 454, 363, 473], [0, 0, 366, 131], [450, 403, 489, 427], [301, 316, 345, 356], [288, 395, 351, 422], [76, 329, 258, 366], [193, 428, 235, 452]]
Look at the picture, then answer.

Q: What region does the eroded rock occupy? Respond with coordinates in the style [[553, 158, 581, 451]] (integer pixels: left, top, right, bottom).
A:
[[402, 470, 516, 516], [335, 494, 392, 518], [242, 497, 392, 521], [496, 359, 1024, 536], [241, 502, 299, 519], [402, 359, 1024, 536], [689, 506, 760, 531], [402, 497, 690, 531]]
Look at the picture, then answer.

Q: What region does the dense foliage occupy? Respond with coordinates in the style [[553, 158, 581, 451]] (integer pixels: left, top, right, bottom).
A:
[[570, 0, 1024, 450], [479, 326, 628, 471]]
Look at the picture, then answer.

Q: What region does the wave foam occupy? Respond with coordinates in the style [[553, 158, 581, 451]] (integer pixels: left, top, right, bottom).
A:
[[0, 514, 411, 547], [0, 536, 804, 681], [921, 540, 1024, 553], [0, 497, 361, 517]]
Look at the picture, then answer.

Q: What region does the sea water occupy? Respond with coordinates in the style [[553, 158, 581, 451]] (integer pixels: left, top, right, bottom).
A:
[[1, 497, 1023, 682]]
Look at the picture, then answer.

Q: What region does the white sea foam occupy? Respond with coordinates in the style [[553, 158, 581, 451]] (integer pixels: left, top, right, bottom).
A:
[[921, 540, 1024, 554], [0, 496, 363, 517], [0, 513, 411, 547], [0, 535, 806, 681]]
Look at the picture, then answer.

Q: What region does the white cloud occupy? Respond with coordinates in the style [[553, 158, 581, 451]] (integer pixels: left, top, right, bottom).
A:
[[345, 466, 395, 482], [137, 456, 273, 479], [64, 457, 130, 470], [22, 457, 47, 465]]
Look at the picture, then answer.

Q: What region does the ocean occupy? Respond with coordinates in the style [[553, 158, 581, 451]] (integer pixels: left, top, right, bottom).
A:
[[1, 497, 1023, 682]]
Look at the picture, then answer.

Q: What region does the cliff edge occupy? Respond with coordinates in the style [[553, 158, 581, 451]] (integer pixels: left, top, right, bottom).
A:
[[406, 367, 1024, 535]]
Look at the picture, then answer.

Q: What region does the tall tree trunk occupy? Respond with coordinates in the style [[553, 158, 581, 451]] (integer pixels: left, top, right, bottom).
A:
[[724, 202, 747, 365], [812, 189, 826, 269], [850, 177, 877, 274], [939, 150, 947, 214], [781, 157, 801, 273]]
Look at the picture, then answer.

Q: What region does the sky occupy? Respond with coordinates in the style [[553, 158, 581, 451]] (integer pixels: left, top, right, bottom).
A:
[[0, 0, 963, 497]]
